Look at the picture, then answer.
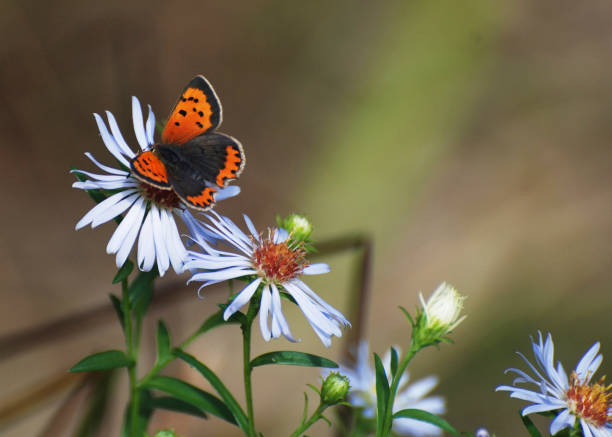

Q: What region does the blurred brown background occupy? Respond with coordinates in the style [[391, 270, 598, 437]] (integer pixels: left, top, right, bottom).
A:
[[1, 0, 611, 436]]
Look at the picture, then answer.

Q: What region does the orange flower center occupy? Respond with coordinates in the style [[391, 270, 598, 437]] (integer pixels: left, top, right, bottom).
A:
[[251, 232, 307, 283], [139, 182, 181, 210], [566, 372, 612, 427]]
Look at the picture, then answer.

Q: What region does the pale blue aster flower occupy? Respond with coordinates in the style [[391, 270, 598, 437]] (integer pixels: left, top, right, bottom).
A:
[[496, 332, 612, 437], [335, 341, 445, 436], [73, 97, 239, 276], [184, 212, 350, 346]]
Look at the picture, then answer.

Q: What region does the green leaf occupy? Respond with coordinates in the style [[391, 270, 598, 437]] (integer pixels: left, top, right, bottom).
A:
[[374, 353, 389, 435], [390, 347, 399, 378], [156, 321, 171, 362], [176, 350, 249, 432], [519, 413, 543, 437], [142, 376, 235, 424], [109, 294, 124, 330], [113, 260, 134, 284], [148, 396, 208, 419], [70, 350, 133, 372], [393, 409, 458, 435], [121, 389, 153, 437], [251, 351, 338, 368]]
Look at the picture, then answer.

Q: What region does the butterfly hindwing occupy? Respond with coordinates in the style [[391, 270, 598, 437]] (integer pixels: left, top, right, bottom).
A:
[[157, 133, 245, 210], [161, 75, 222, 145], [130, 151, 171, 189]]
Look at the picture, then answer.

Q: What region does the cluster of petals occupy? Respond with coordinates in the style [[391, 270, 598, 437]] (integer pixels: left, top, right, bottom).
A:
[[184, 212, 350, 346], [496, 332, 612, 437]]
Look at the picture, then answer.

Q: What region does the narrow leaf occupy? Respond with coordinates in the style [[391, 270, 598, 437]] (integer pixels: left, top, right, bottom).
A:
[[70, 350, 133, 372], [156, 321, 171, 362], [374, 353, 389, 435], [112, 259, 134, 284], [176, 350, 249, 432], [393, 409, 458, 435], [519, 413, 543, 437], [251, 351, 338, 368], [130, 269, 157, 319], [109, 294, 124, 330], [142, 376, 235, 424], [390, 347, 399, 378], [148, 396, 208, 419], [121, 389, 152, 437]]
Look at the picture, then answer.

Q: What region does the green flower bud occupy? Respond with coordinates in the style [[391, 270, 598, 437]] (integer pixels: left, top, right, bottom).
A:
[[321, 372, 350, 405], [278, 213, 313, 243], [153, 430, 183, 437]]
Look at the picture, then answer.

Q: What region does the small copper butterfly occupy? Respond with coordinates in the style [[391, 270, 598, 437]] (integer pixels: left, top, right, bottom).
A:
[[130, 75, 245, 211]]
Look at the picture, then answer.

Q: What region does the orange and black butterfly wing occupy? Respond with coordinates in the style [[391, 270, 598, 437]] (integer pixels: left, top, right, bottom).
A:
[[157, 133, 245, 211], [161, 75, 222, 146], [130, 151, 171, 189]]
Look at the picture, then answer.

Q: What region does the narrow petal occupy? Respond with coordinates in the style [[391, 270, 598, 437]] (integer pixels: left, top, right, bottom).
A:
[[131, 96, 149, 151], [270, 283, 296, 341], [105, 111, 136, 158], [84, 152, 129, 175], [188, 267, 256, 283], [162, 209, 186, 274], [75, 189, 137, 229], [575, 342, 601, 382], [114, 198, 146, 267], [223, 278, 262, 320], [137, 211, 156, 271], [150, 207, 170, 277], [215, 185, 240, 201], [93, 113, 130, 167], [550, 409, 575, 435], [145, 105, 156, 145], [91, 193, 139, 227], [258, 285, 272, 341], [302, 263, 330, 275], [107, 196, 146, 254], [242, 214, 260, 241]]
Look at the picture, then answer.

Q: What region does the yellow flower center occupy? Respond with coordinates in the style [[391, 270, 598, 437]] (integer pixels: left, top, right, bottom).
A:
[[566, 372, 611, 427]]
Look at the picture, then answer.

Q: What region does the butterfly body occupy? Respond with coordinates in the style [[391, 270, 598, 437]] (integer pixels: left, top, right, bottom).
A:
[[130, 76, 244, 211]]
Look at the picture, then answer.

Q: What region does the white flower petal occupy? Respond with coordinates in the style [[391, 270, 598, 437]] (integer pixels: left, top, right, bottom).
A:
[[91, 193, 139, 227], [150, 206, 170, 277], [107, 196, 146, 255], [550, 408, 574, 435], [223, 278, 262, 320], [575, 342, 601, 382], [242, 214, 260, 241], [93, 113, 130, 167], [188, 267, 256, 283], [215, 185, 240, 201], [84, 152, 129, 175], [270, 283, 296, 342], [137, 211, 156, 271], [115, 198, 147, 267], [258, 284, 272, 341], [131, 96, 149, 151], [75, 189, 137, 229], [105, 111, 135, 158], [162, 209, 186, 274]]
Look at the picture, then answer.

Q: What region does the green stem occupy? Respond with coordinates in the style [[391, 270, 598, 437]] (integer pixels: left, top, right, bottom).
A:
[[379, 340, 420, 436], [289, 403, 328, 437], [121, 278, 140, 437], [242, 308, 256, 437]]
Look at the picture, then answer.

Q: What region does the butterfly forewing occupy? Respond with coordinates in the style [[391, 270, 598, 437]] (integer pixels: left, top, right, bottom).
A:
[[161, 75, 222, 145]]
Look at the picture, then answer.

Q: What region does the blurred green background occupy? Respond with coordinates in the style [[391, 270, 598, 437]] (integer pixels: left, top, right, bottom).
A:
[[1, 0, 611, 435]]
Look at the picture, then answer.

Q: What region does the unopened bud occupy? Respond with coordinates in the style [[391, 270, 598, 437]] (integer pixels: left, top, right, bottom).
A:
[[321, 372, 350, 404]]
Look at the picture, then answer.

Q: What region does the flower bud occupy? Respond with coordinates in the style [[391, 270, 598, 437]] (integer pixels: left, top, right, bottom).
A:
[[278, 213, 313, 243], [413, 282, 466, 346], [153, 430, 183, 437], [321, 372, 350, 405]]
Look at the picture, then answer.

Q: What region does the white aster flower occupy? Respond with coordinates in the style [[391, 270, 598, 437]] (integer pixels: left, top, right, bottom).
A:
[[184, 212, 350, 346], [336, 341, 445, 436], [73, 97, 239, 276], [496, 332, 612, 437]]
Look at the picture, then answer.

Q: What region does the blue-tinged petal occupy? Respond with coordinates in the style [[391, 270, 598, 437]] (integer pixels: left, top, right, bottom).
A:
[[84, 152, 129, 175], [76, 189, 138, 230], [223, 278, 262, 320], [187, 267, 256, 283], [550, 409, 575, 435], [522, 400, 566, 415], [150, 206, 169, 277], [162, 208, 186, 274], [270, 283, 296, 342], [575, 342, 601, 382], [302, 263, 330, 275], [274, 228, 289, 244], [242, 214, 260, 241], [580, 419, 595, 437], [114, 198, 146, 267], [91, 193, 139, 227], [215, 185, 240, 201], [137, 210, 156, 271], [107, 196, 146, 255]]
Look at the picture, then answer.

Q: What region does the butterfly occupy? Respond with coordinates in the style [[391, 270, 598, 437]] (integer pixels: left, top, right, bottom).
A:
[[130, 75, 245, 211]]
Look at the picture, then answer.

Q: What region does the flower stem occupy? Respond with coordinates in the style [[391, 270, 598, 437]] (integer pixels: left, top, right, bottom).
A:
[[121, 277, 140, 437], [379, 340, 420, 436], [289, 403, 328, 437], [242, 299, 259, 437]]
